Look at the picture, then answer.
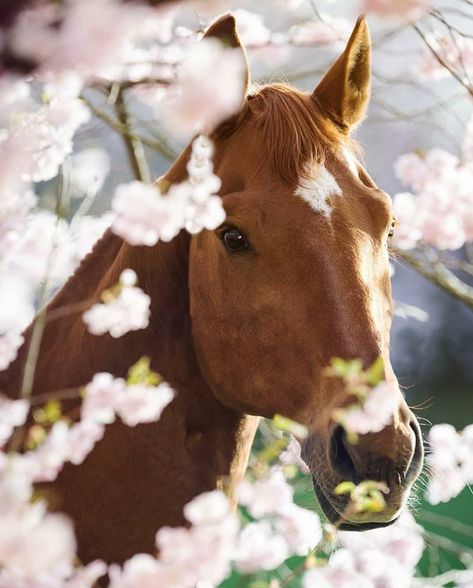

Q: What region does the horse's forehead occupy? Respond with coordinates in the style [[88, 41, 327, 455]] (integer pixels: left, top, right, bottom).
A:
[[292, 152, 363, 218], [294, 164, 342, 216]]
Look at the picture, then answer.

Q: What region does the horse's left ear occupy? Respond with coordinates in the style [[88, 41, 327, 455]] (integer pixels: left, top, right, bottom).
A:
[[313, 16, 371, 132], [202, 13, 251, 89]]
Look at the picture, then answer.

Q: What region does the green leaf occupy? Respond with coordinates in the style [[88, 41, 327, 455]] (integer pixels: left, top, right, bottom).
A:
[[335, 481, 356, 495], [272, 415, 308, 439], [127, 356, 162, 386], [33, 400, 62, 425], [365, 357, 384, 386]]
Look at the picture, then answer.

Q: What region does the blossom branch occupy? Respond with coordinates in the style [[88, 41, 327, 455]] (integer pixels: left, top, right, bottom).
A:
[[412, 23, 473, 98], [394, 248, 473, 309], [114, 88, 151, 183], [81, 93, 177, 161]]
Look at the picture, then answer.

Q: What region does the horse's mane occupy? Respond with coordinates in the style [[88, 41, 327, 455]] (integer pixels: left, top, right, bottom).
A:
[[214, 83, 358, 186]]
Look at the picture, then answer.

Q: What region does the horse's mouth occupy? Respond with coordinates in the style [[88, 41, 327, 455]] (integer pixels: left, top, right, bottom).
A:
[[311, 477, 399, 532]]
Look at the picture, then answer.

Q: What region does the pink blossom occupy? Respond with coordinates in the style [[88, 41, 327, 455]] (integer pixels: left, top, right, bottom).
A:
[[3, 98, 90, 184], [26, 420, 72, 482], [69, 214, 113, 262], [340, 512, 424, 572], [66, 420, 106, 466], [394, 153, 428, 191], [275, 504, 322, 555], [64, 560, 108, 588], [418, 33, 473, 80], [303, 549, 372, 588], [71, 148, 111, 196], [82, 372, 125, 424], [10, 0, 163, 82], [0, 76, 34, 128], [279, 435, 310, 473], [109, 555, 174, 588], [183, 489, 231, 526], [83, 371, 174, 429], [157, 38, 246, 139], [392, 139, 473, 250], [114, 382, 174, 427], [0, 332, 24, 373], [234, 521, 289, 574], [361, 0, 431, 20], [334, 382, 398, 436], [0, 396, 29, 447], [290, 15, 350, 46], [238, 468, 294, 517], [0, 499, 76, 582], [83, 271, 151, 338], [233, 9, 271, 46], [112, 181, 184, 245], [112, 137, 225, 245], [155, 501, 239, 587], [426, 424, 473, 504]]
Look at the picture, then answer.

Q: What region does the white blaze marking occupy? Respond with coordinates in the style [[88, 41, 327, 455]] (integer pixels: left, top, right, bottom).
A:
[[295, 165, 342, 215]]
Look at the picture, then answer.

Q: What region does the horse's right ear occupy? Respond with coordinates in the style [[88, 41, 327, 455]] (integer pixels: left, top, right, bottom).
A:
[[202, 13, 250, 89]]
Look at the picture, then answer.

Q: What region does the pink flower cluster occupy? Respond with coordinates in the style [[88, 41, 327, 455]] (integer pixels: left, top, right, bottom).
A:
[[333, 382, 398, 437], [0, 365, 175, 585], [112, 135, 226, 245], [418, 32, 473, 80], [237, 469, 322, 571], [9, 0, 174, 84], [426, 424, 473, 504], [83, 270, 151, 338], [157, 38, 247, 139], [360, 0, 431, 20], [82, 372, 174, 428], [393, 124, 473, 250], [289, 15, 351, 46], [304, 512, 424, 588], [110, 469, 322, 586]]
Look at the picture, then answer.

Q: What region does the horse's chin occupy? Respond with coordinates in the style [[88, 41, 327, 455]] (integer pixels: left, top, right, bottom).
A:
[[311, 477, 399, 532]]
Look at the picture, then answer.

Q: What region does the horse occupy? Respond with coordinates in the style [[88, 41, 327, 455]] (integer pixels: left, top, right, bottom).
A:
[[1, 14, 423, 565]]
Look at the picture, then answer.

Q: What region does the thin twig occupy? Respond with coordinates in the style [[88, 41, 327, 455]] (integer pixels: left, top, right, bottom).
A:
[[412, 23, 473, 98], [114, 88, 151, 183], [81, 94, 177, 161], [394, 248, 473, 309]]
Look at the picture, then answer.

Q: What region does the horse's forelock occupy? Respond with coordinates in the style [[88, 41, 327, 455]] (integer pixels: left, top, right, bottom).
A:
[[213, 83, 359, 186]]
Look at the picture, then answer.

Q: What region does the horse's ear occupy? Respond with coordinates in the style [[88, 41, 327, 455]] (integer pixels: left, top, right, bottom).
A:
[[312, 16, 371, 132], [202, 13, 250, 88]]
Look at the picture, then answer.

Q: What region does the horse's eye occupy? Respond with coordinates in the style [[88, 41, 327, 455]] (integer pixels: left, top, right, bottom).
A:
[[221, 228, 250, 253]]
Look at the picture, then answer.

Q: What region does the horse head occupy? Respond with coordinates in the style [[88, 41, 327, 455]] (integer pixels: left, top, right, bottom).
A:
[[186, 14, 423, 529]]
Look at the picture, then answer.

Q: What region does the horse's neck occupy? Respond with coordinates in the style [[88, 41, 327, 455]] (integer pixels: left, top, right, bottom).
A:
[[0, 226, 254, 500]]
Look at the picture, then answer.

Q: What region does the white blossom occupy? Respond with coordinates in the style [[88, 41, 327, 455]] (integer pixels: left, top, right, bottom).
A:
[[234, 521, 289, 573], [114, 382, 174, 427], [426, 424, 473, 504], [112, 136, 225, 246], [0, 396, 29, 447], [71, 148, 111, 196], [334, 382, 398, 436], [157, 38, 246, 139], [83, 275, 151, 338], [238, 468, 295, 518]]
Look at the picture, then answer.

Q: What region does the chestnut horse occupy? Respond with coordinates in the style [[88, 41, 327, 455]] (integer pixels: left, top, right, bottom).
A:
[[1, 15, 423, 564]]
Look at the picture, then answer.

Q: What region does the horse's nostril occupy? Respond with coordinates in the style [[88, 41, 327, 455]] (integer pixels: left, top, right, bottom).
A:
[[329, 426, 361, 483], [406, 418, 424, 480]]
